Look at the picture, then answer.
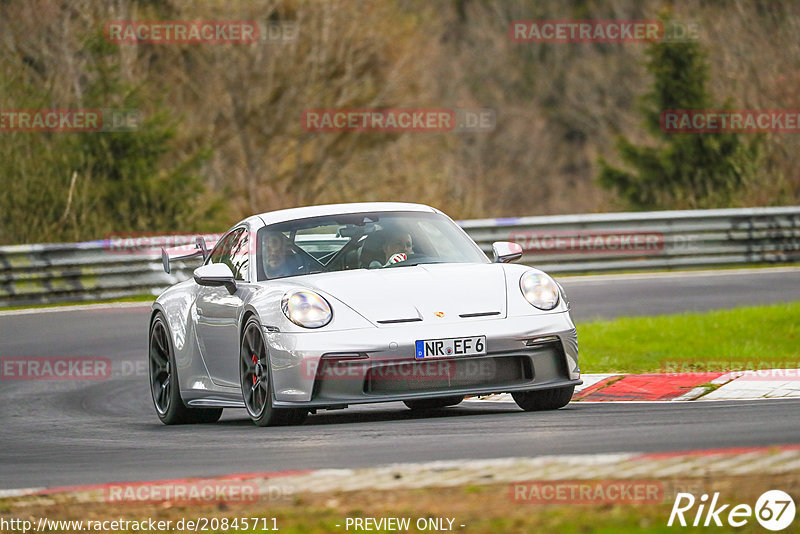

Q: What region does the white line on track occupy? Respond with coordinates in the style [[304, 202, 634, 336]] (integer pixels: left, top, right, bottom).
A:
[[0, 301, 153, 317], [559, 266, 800, 284], [462, 397, 800, 405], [0, 488, 44, 498], [4, 444, 800, 499]]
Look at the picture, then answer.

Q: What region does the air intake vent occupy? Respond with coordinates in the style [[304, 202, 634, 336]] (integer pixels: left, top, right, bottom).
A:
[[376, 317, 423, 324], [459, 311, 501, 318], [525, 335, 559, 346]]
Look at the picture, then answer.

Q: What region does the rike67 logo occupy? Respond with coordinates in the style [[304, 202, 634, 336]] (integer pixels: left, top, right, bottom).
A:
[[668, 490, 796, 531]]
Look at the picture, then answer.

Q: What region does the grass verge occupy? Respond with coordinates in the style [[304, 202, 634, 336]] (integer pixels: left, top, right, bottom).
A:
[[578, 301, 800, 374]]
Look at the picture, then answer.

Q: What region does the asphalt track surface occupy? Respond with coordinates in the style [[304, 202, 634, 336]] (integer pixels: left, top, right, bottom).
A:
[[1, 268, 799, 489]]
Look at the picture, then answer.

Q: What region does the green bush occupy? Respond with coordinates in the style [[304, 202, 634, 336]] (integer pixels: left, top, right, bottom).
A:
[[598, 37, 762, 210], [0, 32, 223, 244]]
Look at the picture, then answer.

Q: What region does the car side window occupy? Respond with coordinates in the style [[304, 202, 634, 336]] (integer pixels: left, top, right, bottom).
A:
[[229, 230, 249, 281], [208, 230, 237, 266], [207, 228, 249, 281]]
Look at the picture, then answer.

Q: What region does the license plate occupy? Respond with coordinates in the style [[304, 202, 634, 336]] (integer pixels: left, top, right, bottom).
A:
[[415, 336, 486, 359]]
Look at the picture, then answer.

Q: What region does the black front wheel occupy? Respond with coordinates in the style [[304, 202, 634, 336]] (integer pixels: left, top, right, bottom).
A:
[[240, 317, 308, 427], [149, 314, 223, 424], [512, 386, 574, 411]]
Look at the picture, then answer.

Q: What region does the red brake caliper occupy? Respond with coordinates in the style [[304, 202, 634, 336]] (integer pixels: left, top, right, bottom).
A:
[[252, 354, 258, 385]]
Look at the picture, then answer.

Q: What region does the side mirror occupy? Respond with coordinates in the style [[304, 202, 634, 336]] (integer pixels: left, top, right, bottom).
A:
[[193, 263, 237, 292], [492, 241, 523, 263]]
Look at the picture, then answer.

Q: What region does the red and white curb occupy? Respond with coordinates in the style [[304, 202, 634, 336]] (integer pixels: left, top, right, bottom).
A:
[[2, 445, 799, 502], [464, 370, 800, 403], [698, 370, 800, 400]]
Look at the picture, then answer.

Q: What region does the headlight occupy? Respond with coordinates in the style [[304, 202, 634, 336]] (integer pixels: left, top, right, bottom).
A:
[[281, 290, 332, 328], [519, 271, 560, 310]]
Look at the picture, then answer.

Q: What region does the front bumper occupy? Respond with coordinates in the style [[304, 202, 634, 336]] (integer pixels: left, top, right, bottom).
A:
[[266, 311, 579, 406]]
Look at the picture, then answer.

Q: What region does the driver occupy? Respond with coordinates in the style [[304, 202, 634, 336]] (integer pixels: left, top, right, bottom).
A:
[[263, 231, 303, 278], [381, 229, 413, 266]]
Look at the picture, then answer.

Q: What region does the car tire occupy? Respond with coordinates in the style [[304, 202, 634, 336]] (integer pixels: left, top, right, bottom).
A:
[[512, 386, 574, 411], [240, 317, 307, 427], [149, 313, 223, 425], [404, 395, 465, 411]]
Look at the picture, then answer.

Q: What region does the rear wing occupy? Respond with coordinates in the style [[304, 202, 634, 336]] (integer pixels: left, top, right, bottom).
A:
[[161, 236, 210, 274]]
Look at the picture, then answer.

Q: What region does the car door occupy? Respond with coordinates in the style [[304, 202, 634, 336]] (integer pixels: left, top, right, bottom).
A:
[[195, 227, 250, 387]]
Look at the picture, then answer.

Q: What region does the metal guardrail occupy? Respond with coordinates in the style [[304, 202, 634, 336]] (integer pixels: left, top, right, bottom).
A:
[[463, 206, 800, 273], [1, 207, 798, 306], [0, 237, 212, 307]]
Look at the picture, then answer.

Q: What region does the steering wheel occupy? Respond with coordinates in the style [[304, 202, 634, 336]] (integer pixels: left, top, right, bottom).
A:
[[384, 253, 432, 267]]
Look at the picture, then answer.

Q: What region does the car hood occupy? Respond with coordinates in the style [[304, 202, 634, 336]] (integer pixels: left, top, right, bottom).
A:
[[300, 263, 507, 325]]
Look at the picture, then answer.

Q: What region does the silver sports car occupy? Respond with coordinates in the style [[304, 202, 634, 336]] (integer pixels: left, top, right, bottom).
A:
[[149, 202, 581, 426]]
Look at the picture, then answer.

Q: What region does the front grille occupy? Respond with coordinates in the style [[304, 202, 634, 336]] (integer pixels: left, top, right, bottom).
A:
[[364, 355, 532, 395]]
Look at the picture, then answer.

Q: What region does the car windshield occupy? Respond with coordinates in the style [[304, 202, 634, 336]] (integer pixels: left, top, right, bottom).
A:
[[256, 211, 489, 281]]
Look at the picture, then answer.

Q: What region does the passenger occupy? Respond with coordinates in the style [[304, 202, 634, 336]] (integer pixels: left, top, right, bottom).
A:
[[263, 232, 303, 278]]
